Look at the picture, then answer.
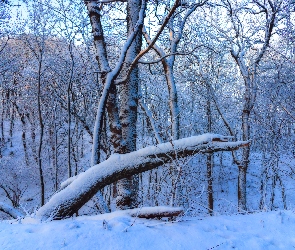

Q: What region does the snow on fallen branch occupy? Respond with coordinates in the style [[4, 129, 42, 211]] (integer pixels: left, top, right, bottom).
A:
[[60, 175, 79, 190], [127, 206, 183, 219], [0, 202, 25, 219], [36, 133, 249, 220]]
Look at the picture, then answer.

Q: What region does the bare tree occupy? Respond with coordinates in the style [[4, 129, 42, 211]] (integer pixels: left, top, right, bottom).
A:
[[217, 0, 285, 211]]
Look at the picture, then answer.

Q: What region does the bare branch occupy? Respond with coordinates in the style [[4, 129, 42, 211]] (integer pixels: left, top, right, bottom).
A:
[[115, 0, 182, 85], [281, 105, 295, 120], [139, 99, 163, 144], [137, 45, 216, 65]]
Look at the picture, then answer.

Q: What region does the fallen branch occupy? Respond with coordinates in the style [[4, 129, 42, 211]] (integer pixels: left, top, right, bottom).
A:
[[0, 202, 25, 219], [36, 133, 249, 220], [128, 206, 183, 219]]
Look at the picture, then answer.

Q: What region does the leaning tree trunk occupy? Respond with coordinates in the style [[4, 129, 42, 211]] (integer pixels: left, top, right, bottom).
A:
[[36, 134, 249, 220]]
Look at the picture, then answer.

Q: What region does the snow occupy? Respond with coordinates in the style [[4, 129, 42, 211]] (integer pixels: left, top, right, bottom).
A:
[[60, 175, 79, 190], [1, 209, 295, 249]]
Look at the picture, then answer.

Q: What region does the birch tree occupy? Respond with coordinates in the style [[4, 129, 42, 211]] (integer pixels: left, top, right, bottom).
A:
[[86, 0, 189, 209], [85, 0, 145, 210]]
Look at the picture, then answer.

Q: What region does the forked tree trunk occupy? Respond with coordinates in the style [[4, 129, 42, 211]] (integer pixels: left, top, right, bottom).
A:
[[86, 0, 146, 167], [36, 134, 249, 220]]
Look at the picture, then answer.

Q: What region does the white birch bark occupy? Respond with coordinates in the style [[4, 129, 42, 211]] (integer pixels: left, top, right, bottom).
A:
[[85, 0, 146, 166], [117, 0, 144, 210]]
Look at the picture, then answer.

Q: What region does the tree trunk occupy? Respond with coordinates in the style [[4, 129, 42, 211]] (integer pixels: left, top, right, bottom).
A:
[[206, 93, 213, 215], [117, 0, 143, 209], [0, 91, 5, 158], [13, 102, 29, 166], [86, 0, 145, 167], [238, 103, 251, 211], [163, 64, 180, 140], [37, 59, 45, 206], [36, 134, 249, 220], [67, 43, 74, 178]]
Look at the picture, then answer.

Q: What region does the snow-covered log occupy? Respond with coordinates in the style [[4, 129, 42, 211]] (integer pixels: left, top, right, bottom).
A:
[[0, 202, 25, 219], [127, 206, 183, 219], [36, 134, 249, 220]]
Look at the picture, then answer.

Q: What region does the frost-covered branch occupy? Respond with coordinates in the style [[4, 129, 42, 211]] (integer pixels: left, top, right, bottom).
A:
[[139, 99, 163, 144], [36, 134, 249, 220]]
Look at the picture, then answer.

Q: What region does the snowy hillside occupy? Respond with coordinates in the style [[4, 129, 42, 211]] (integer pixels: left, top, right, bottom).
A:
[[1, 209, 295, 250]]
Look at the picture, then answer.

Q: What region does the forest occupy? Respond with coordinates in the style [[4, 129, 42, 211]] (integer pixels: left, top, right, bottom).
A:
[[0, 0, 295, 226]]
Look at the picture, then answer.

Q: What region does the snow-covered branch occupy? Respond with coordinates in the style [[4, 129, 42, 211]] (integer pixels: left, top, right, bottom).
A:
[[36, 134, 249, 220], [0, 202, 25, 219]]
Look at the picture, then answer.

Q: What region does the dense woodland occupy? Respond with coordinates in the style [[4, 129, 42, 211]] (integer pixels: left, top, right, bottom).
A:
[[0, 0, 295, 220]]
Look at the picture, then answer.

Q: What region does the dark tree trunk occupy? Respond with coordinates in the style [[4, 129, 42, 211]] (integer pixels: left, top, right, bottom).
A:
[[37, 59, 45, 206]]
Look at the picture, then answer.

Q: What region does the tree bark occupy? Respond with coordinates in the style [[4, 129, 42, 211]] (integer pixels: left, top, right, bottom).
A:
[[117, 0, 143, 209]]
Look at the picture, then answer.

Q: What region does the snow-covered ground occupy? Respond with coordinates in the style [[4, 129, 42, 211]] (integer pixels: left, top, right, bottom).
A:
[[1, 121, 295, 249], [1, 209, 295, 250]]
